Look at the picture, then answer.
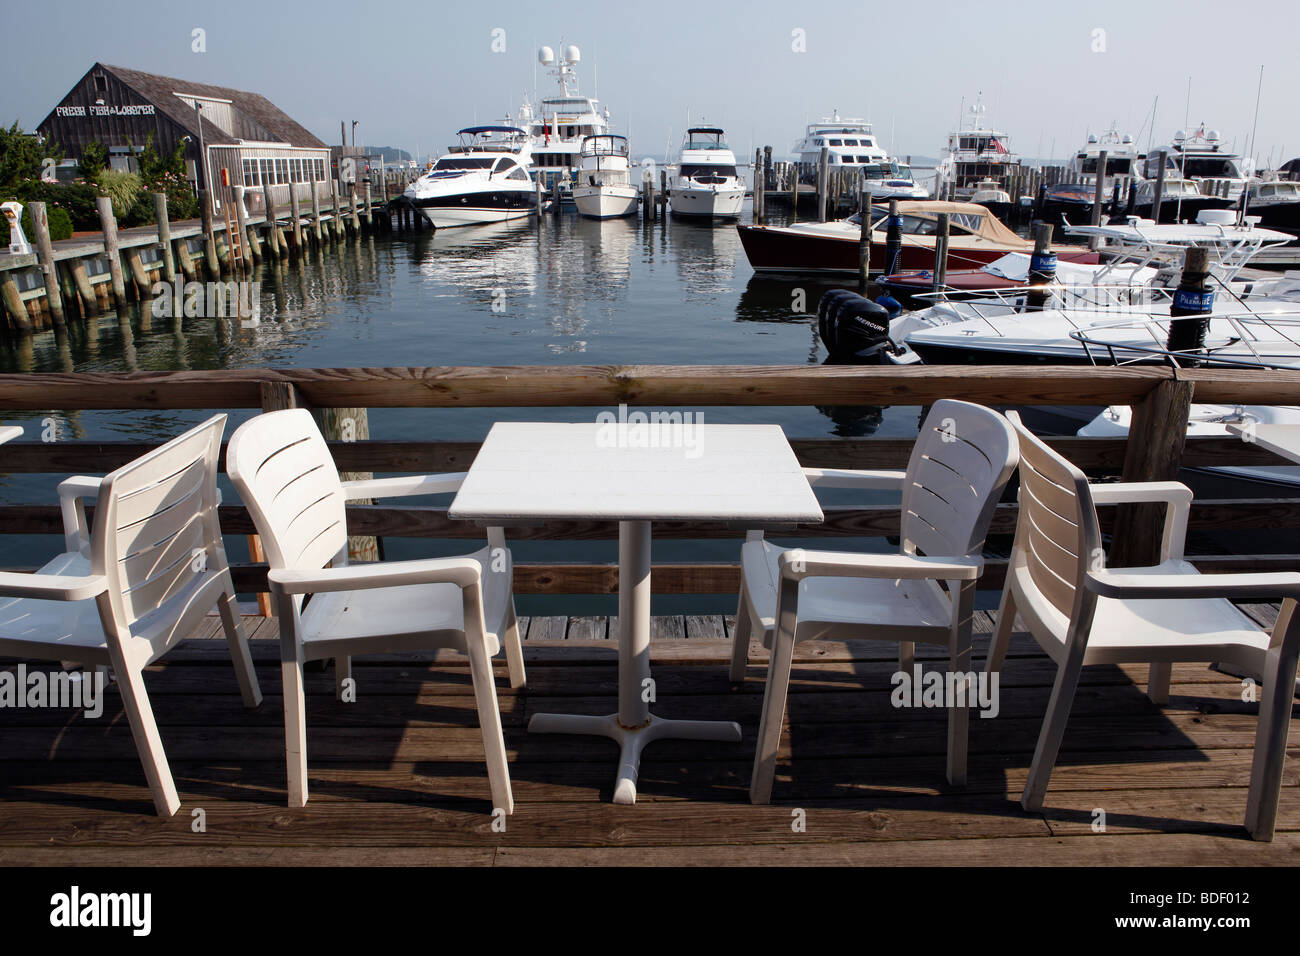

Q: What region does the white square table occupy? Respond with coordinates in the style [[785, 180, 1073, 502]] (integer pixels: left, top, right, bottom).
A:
[[1226, 423, 1300, 464], [449, 421, 824, 803]]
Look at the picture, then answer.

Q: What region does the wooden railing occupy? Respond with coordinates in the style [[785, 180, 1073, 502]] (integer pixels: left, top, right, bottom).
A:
[[4, 365, 1300, 597]]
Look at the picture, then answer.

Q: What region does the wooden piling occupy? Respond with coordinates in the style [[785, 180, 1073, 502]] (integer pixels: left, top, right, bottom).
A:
[[198, 190, 220, 280], [363, 182, 373, 233], [95, 197, 128, 308], [931, 213, 950, 293], [1, 276, 30, 335], [315, 407, 379, 563], [261, 183, 280, 259], [330, 180, 344, 239], [1151, 150, 1167, 223], [817, 146, 830, 222], [1089, 151, 1108, 250], [234, 187, 259, 268], [790, 167, 798, 223], [763, 145, 772, 220], [29, 202, 66, 329], [1025, 223, 1056, 311], [69, 261, 99, 318], [125, 249, 151, 299], [644, 172, 655, 221], [151, 193, 176, 284], [311, 182, 324, 244], [290, 186, 304, 252], [858, 187, 871, 294], [175, 240, 196, 282]]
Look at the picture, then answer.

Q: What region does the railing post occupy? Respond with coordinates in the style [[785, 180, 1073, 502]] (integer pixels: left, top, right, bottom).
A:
[[316, 405, 379, 563], [1109, 377, 1195, 567]]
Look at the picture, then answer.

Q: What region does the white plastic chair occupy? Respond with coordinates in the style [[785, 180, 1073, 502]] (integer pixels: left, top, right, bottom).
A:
[[739, 400, 1019, 801], [0, 415, 262, 816], [989, 412, 1300, 840], [226, 408, 523, 814]]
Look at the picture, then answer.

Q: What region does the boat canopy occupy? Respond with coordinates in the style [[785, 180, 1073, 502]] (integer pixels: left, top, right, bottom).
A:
[[458, 126, 526, 136]]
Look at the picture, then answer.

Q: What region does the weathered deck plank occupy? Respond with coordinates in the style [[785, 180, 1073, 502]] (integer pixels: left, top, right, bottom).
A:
[[1, 612, 1297, 865]]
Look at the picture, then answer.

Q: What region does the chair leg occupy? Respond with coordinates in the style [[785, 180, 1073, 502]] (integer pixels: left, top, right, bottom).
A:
[[503, 602, 527, 690], [1022, 655, 1086, 812], [283, 654, 309, 807], [729, 584, 753, 683], [112, 655, 181, 817], [466, 633, 513, 815], [947, 619, 975, 788], [750, 625, 796, 804], [335, 655, 352, 701], [1147, 662, 1172, 705], [217, 589, 262, 708], [1245, 601, 1300, 841], [986, 585, 1018, 674]]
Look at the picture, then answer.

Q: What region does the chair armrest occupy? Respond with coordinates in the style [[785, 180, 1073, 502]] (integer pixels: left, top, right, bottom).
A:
[[268, 555, 483, 595], [57, 475, 102, 557], [340, 473, 468, 500], [1089, 480, 1192, 562], [0, 570, 107, 602], [801, 467, 907, 490], [1086, 567, 1300, 601], [778, 549, 983, 582]]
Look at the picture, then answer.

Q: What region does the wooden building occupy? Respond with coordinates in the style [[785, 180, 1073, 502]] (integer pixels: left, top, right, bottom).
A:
[[37, 63, 331, 214]]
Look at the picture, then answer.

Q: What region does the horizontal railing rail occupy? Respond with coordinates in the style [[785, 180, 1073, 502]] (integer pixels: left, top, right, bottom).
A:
[[4, 364, 1300, 597]]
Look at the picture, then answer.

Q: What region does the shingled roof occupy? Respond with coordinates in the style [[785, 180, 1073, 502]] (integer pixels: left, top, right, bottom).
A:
[[92, 63, 327, 148]]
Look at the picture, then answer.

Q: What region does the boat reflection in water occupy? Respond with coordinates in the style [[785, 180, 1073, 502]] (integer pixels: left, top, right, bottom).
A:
[[671, 216, 743, 302]]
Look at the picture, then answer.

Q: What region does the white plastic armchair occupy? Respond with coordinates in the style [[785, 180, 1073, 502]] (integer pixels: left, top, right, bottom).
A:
[[225, 408, 522, 814], [741, 400, 1020, 802], [0, 415, 262, 817], [988, 412, 1300, 840]]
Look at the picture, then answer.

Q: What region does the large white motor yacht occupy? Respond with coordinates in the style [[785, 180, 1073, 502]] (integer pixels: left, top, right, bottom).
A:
[[935, 99, 1021, 198], [792, 112, 890, 182], [669, 127, 745, 220], [572, 134, 639, 219], [404, 126, 537, 228]]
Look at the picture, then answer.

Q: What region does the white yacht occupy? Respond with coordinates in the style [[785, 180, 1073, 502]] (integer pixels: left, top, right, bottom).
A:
[[404, 126, 537, 228], [1143, 124, 1256, 200], [572, 134, 639, 219], [512, 45, 611, 201], [936, 100, 1021, 198], [792, 112, 889, 182], [862, 161, 930, 200], [1069, 125, 1142, 184], [669, 127, 745, 220]]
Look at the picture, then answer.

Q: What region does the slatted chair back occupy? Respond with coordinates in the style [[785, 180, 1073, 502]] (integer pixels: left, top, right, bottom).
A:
[[91, 414, 231, 641], [1003, 411, 1101, 630], [225, 409, 348, 584], [899, 399, 1019, 563]]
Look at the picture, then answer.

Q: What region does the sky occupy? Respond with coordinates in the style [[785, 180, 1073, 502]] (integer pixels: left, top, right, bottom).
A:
[[0, 0, 1294, 167]]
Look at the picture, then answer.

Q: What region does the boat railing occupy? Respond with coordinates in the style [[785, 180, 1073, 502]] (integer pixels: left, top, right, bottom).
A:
[[1069, 308, 1300, 369]]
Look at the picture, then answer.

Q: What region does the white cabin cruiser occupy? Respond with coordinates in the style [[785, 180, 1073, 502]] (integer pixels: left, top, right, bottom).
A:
[[669, 127, 745, 220], [936, 99, 1021, 198], [514, 45, 612, 202], [862, 161, 929, 200], [572, 134, 639, 219], [792, 113, 890, 182], [1143, 125, 1256, 201], [404, 126, 537, 228], [1069, 125, 1142, 184], [885, 215, 1297, 366]]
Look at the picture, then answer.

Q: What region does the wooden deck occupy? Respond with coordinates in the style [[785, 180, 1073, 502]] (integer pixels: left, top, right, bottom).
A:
[[3, 608, 1300, 867]]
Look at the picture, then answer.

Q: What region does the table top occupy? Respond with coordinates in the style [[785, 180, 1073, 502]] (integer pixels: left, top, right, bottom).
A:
[[0, 426, 22, 445], [1226, 423, 1300, 464], [450, 421, 824, 524]]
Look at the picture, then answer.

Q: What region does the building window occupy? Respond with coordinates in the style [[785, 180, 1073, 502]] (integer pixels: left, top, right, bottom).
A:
[[93, 73, 107, 94], [316, 158, 325, 181], [259, 158, 273, 187], [242, 158, 258, 187], [274, 158, 288, 184]]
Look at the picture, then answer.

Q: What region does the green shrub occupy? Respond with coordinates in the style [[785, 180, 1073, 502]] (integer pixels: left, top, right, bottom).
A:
[[12, 179, 99, 230], [80, 141, 107, 179], [97, 168, 141, 221]]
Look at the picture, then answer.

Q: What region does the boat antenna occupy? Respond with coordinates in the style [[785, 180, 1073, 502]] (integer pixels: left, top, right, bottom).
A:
[[1147, 95, 1158, 156], [1248, 64, 1264, 175], [1176, 76, 1190, 223]]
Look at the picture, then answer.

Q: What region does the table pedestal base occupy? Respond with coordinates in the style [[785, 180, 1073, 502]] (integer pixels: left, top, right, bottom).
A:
[[528, 711, 743, 804]]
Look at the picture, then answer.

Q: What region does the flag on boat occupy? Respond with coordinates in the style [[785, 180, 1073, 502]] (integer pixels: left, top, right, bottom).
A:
[[989, 137, 1008, 155]]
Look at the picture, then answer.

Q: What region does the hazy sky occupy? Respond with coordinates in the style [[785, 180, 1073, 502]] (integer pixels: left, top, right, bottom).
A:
[[1, 0, 1294, 166]]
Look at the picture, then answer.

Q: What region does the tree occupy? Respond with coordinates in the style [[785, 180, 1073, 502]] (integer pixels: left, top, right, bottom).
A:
[[0, 121, 61, 188], [80, 141, 107, 179]]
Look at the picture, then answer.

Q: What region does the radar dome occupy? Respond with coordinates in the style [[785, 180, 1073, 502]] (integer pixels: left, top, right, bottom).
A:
[[1173, 129, 1186, 143], [1208, 129, 1221, 142], [1121, 134, 1133, 144], [564, 45, 580, 64], [539, 46, 555, 65], [1087, 134, 1098, 144]]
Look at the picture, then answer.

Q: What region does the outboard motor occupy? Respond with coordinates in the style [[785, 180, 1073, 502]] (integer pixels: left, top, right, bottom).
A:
[[816, 289, 893, 361]]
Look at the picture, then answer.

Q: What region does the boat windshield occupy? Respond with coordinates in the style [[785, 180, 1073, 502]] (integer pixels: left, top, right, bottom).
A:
[[684, 131, 727, 149], [681, 164, 737, 179], [1180, 156, 1244, 179], [432, 157, 493, 171]]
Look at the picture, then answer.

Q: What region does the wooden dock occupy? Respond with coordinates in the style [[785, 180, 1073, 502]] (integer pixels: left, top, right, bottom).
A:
[[2, 608, 1298, 866]]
